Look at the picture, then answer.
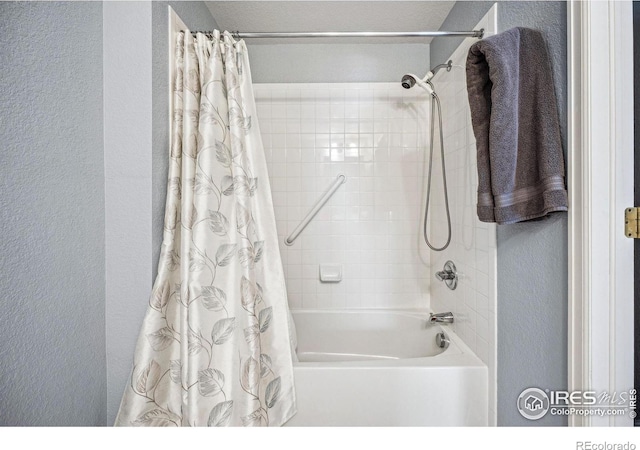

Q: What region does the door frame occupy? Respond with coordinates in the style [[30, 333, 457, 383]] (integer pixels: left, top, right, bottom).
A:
[[567, 0, 634, 427]]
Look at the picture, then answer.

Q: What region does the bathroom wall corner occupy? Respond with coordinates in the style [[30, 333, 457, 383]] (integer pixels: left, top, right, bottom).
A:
[[104, 0, 154, 425]]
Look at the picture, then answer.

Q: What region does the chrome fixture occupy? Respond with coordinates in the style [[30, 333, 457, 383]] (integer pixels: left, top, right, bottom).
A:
[[435, 260, 458, 290], [401, 61, 452, 251], [430, 60, 454, 76], [435, 331, 450, 349], [191, 30, 485, 40], [429, 312, 454, 324]]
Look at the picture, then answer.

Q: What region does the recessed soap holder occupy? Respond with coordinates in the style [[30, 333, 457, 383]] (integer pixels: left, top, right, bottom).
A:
[[319, 264, 342, 283]]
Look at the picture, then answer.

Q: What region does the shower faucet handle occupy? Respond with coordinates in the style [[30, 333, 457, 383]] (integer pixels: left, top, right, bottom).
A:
[[435, 260, 458, 290], [435, 270, 455, 281]]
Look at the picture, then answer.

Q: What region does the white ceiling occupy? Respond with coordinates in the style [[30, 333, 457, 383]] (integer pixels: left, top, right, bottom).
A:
[[205, 1, 456, 44]]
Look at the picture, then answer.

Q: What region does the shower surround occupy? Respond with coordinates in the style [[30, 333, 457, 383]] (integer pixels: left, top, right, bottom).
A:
[[255, 83, 431, 310]]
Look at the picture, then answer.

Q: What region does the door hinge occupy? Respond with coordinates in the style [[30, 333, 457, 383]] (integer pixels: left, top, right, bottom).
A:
[[625, 207, 640, 238]]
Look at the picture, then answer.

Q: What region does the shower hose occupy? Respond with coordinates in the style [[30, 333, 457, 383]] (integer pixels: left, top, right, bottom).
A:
[[423, 88, 452, 251]]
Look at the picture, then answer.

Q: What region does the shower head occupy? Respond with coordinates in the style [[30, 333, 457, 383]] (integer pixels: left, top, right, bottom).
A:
[[401, 73, 434, 95], [401, 74, 418, 89], [401, 60, 452, 93]]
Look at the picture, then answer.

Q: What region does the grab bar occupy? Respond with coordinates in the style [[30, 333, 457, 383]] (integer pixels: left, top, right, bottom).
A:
[[285, 174, 346, 246]]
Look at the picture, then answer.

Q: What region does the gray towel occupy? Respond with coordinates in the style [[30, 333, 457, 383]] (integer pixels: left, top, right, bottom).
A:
[[466, 27, 568, 224]]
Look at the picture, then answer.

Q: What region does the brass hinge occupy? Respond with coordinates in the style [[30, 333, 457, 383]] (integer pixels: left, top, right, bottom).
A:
[[625, 207, 640, 238]]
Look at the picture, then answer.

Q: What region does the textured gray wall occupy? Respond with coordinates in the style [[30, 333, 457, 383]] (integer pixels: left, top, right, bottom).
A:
[[104, 2, 218, 425], [104, 1, 154, 425], [152, 2, 219, 279], [434, 1, 568, 426], [246, 43, 430, 83], [0, 1, 106, 426], [496, 1, 568, 427]]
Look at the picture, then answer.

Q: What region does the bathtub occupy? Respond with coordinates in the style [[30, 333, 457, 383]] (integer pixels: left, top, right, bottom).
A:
[[285, 310, 488, 426]]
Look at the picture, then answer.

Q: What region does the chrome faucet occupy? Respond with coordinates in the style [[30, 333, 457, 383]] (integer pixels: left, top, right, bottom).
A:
[[429, 312, 454, 324]]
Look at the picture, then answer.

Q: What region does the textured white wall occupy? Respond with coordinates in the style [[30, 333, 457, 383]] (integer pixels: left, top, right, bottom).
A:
[[0, 1, 106, 426], [247, 43, 431, 84], [207, 1, 439, 83]]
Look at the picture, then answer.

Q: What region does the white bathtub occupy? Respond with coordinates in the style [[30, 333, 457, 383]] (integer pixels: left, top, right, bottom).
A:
[[285, 310, 488, 426]]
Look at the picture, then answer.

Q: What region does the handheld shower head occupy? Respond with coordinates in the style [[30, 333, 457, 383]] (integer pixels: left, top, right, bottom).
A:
[[401, 74, 417, 89], [400, 73, 434, 95], [401, 60, 452, 93]]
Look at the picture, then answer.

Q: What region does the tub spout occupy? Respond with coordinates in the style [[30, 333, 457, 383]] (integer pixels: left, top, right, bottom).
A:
[[429, 312, 454, 324]]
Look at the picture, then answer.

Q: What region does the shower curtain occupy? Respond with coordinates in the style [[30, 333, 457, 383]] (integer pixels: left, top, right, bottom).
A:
[[115, 30, 296, 427]]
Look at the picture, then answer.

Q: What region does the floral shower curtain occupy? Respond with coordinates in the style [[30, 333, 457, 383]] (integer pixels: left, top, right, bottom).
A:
[[115, 30, 296, 427]]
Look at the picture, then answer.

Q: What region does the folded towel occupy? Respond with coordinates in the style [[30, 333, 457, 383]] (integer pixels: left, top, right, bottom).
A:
[[466, 27, 568, 224]]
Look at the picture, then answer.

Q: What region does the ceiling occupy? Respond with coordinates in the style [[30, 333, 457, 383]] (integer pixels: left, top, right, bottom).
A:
[[205, 1, 456, 44]]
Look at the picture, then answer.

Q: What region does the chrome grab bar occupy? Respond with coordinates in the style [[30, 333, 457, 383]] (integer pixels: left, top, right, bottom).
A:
[[284, 174, 346, 246]]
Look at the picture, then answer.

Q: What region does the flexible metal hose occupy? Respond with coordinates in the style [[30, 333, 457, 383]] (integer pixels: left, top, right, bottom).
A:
[[423, 90, 451, 251]]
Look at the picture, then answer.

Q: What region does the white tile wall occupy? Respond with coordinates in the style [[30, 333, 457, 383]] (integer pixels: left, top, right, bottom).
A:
[[254, 83, 431, 310], [428, 6, 498, 425]]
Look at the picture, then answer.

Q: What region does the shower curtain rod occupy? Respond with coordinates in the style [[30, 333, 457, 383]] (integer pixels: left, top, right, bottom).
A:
[[189, 30, 484, 39]]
